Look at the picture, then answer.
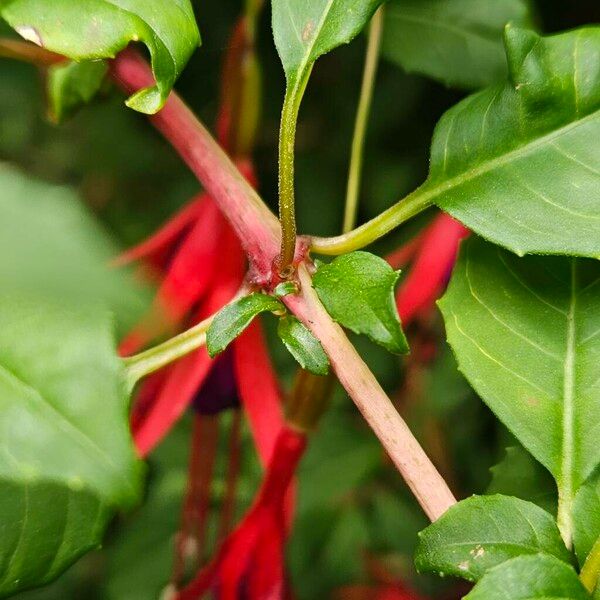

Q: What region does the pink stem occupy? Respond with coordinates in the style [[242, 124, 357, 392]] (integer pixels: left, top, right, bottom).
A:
[[285, 265, 457, 521], [109, 49, 280, 276]]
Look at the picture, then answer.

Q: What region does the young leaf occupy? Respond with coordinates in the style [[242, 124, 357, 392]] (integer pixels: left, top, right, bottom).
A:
[[464, 554, 590, 599], [207, 293, 284, 357], [439, 237, 600, 541], [416, 495, 570, 582], [0, 293, 143, 596], [272, 0, 383, 88], [414, 26, 600, 258], [487, 446, 558, 516], [573, 470, 600, 566], [382, 0, 534, 89], [277, 315, 330, 376], [312, 251, 409, 354], [0, 0, 200, 113], [48, 60, 108, 122]]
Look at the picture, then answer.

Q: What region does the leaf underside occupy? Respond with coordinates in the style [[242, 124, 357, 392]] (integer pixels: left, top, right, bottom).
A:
[[0, 0, 200, 113], [272, 0, 383, 85], [439, 237, 600, 513], [0, 294, 142, 595]]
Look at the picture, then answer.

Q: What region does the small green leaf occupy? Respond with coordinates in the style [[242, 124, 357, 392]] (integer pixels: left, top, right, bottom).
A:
[[207, 293, 284, 357], [573, 470, 600, 566], [272, 0, 383, 87], [416, 495, 570, 582], [439, 238, 600, 538], [0, 293, 143, 596], [277, 316, 330, 376], [0, 0, 200, 113], [464, 554, 589, 599], [48, 60, 108, 122], [313, 251, 408, 354], [487, 446, 557, 516], [382, 0, 534, 89]]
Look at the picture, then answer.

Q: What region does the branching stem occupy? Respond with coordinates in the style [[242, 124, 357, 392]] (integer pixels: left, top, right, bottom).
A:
[[343, 6, 384, 233], [123, 315, 213, 389], [312, 183, 434, 254]]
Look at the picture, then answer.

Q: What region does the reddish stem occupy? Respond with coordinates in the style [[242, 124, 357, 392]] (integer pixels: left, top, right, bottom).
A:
[[109, 49, 280, 277]]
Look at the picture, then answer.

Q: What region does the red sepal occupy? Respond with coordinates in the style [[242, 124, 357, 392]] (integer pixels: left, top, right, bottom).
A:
[[396, 214, 469, 325]]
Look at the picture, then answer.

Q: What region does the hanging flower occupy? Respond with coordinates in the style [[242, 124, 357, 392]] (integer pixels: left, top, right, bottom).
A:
[[177, 425, 306, 600]]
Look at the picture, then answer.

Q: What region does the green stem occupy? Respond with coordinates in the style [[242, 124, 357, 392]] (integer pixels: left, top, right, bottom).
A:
[[278, 67, 313, 274], [343, 6, 384, 234], [123, 316, 213, 389], [581, 536, 600, 594], [311, 183, 434, 255]]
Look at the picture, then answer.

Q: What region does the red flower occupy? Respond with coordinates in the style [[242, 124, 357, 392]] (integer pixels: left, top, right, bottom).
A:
[[392, 213, 469, 325], [116, 160, 285, 462], [177, 425, 306, 600]]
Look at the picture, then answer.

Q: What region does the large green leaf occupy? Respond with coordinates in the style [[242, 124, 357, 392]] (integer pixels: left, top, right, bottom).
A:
[[573, 469, 600, 566], [416, 495, 570, 582], [465, 554, 590, 599], [382, 0, 534, 89], [0, 293, 143, 596], [272, 0, 383, 87], [0, 0, 200, 113], [439, 237, 600, 541], [413, 26, 600, 257], [313, 252, 408, 354], [0, 164, 149, 335]]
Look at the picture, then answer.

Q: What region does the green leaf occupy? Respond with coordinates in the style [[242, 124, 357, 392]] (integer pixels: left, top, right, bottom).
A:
[[439, 237, 600, 541], [464, 554, 590, 599], [0, 164, 150, 335], [488, 446, 558, 516], [313, 251, 408, 354], [272, 0, 383, 87], [382, 0, 534, 89], [277, 315, 330, 376], [48, 60, 108, 123], [0, 293, 143, 596], [415, 26, 600, 257], [573, 469, 600, 566], [0, 0, 200, 114], [415, 495, 570, 582], [207, 293, 284, 357]]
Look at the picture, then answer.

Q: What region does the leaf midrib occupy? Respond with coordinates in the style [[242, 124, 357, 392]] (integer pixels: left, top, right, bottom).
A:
[[0, 361, 134, 500], [420, 105, 600, 217], [285, 0, 336, 81]]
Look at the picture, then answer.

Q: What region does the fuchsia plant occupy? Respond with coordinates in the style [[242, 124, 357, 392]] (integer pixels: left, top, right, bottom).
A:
[[0, 1, 599, 599]]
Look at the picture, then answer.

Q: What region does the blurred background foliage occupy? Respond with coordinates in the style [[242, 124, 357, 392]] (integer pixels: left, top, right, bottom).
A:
[[1, 1, 599, 598]]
